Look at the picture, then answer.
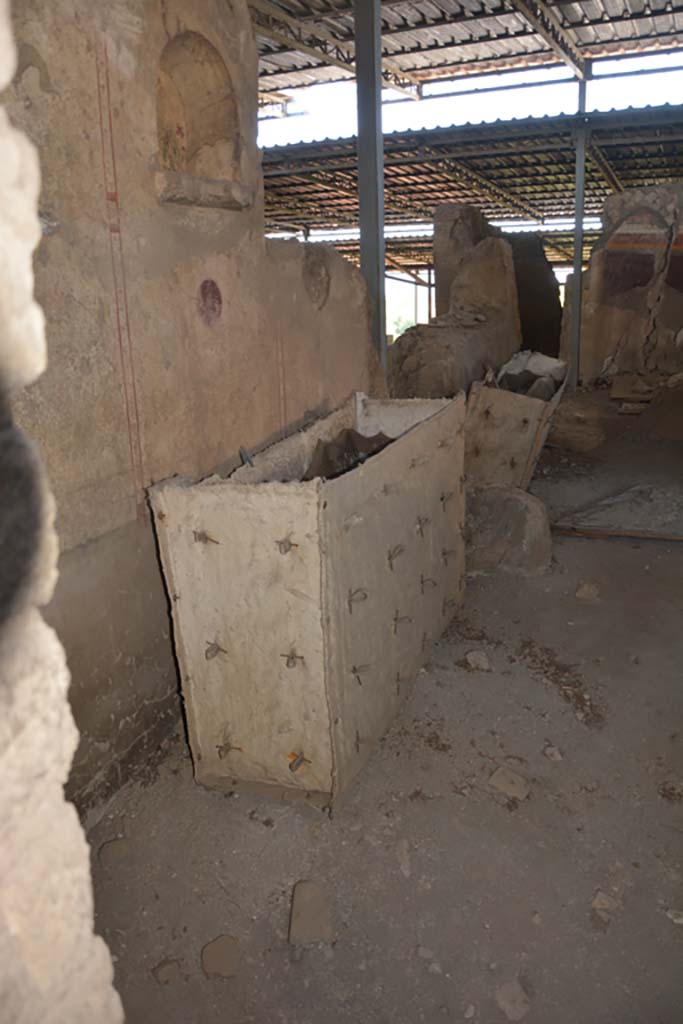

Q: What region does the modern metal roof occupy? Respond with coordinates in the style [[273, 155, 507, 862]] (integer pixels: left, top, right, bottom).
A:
[[263, 102, 683, 267], [251, 0, 683, 101]]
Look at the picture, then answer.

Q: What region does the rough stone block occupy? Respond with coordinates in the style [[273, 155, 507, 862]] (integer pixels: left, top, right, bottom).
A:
[[0, 1, 122, 1015], [466, 485, 552, 576], [389, 237, 522, 399]]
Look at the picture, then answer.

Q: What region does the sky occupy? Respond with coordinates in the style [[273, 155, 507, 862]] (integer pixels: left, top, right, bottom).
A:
[[258, 52, 683, 149]]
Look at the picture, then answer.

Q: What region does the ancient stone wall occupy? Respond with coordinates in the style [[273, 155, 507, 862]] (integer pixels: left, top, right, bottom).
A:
[[0, 0, 122, 1016], [561, 184, 683, 381], [390, 229, 522, 399], [507, 234, 562, 358], [433, 203, 493, 317], [433, 203, 562, 357], [4, 0, 382, 810]]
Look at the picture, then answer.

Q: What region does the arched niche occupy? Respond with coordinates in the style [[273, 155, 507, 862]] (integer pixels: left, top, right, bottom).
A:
[[155, 31, 252, 210]]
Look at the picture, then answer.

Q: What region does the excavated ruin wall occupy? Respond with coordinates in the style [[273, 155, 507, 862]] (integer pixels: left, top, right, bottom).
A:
[[433, 204, 562, 357], [4, 0, 383, 811], [561, 184, 683, 381], [0, 0, 122, 1017]]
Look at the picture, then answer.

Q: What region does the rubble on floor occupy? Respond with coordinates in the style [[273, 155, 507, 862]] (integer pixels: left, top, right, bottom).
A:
[[496, 350, 567, 398], [88, 527, 683, 1024], [302, 427, 391, 480], [561, 183, 683, 381]]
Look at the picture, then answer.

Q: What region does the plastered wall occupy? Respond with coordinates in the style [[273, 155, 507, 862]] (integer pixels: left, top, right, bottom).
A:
[[0, 0, 122, 1016], [561, 184, 683, 381], [5, 0, 382, 810]]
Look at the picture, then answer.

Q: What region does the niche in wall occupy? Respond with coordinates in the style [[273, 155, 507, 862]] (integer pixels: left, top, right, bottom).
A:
[[155, 31, 252, 210]]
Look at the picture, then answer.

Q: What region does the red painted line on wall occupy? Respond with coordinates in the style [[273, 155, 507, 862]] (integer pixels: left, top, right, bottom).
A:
[[276, 322, 287, 439], [95, 40, 146, 519]]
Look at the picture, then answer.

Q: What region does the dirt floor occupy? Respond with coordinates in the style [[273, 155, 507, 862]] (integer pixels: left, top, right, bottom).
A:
[[88, 390, 683, 1024]]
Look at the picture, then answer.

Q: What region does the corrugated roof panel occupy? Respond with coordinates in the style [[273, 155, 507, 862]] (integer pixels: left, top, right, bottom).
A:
[[262, 103, 683, 262], [252, 0, 683, 92]]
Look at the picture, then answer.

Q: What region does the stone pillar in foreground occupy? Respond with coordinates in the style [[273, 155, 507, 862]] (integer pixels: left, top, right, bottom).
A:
[[0, 1, 123, 1019]]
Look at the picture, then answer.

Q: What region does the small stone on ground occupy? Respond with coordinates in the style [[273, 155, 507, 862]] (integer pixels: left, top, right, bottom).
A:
[[465, 650, 491, 672], [201, 935, 240, 978], [495, 978, 531, 1021], [288, 880, 333, 945], [152, 958, 183, 986], [489, 765, 530, 801], [543, 743, 563, 761], [576, 582, 600, 601], [397, 838, 411, 878]]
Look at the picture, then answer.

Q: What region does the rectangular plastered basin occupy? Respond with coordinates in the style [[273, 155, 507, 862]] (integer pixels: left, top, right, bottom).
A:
[[150, 392, 466, 800]]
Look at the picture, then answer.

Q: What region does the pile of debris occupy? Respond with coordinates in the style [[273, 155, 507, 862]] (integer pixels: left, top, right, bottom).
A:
[[607, 370, 683, 417], [496, 351, 567, 401]]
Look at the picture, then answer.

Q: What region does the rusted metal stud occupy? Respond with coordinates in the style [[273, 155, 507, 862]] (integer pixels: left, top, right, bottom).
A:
[[205, 640, 228, 660], [289, 752, 311, 773], [193, 529, 220, 545], [387, 544, 404, 572], [348, 587, 368, 614], [351, 664, 370, 687], [393, 610, 413, 635], [420, 574, 437, 594], [275, 535, 298, 555], [216, 738, 243, 759], [442, 548, 458, 567], [280, 648, 305, 669], [416, 515, 430, 537]]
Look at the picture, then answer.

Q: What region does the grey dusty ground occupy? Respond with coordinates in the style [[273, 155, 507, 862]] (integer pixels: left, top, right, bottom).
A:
[[89, 394, 683, 1024]]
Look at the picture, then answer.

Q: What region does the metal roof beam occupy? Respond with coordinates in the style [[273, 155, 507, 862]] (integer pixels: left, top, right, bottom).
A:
[[502, 0, 586, 78], [294, 3, 517, 37], [588, 140, 624, 193], [421, 145, 544, 221], [257, 48, 556, 88], [248, 0, 421, 98]]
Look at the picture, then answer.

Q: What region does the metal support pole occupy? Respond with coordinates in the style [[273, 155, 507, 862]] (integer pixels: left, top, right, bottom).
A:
[[428, 266, 434, 320], [568, 75, 588, 389], [354, 0, 387, 371]]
